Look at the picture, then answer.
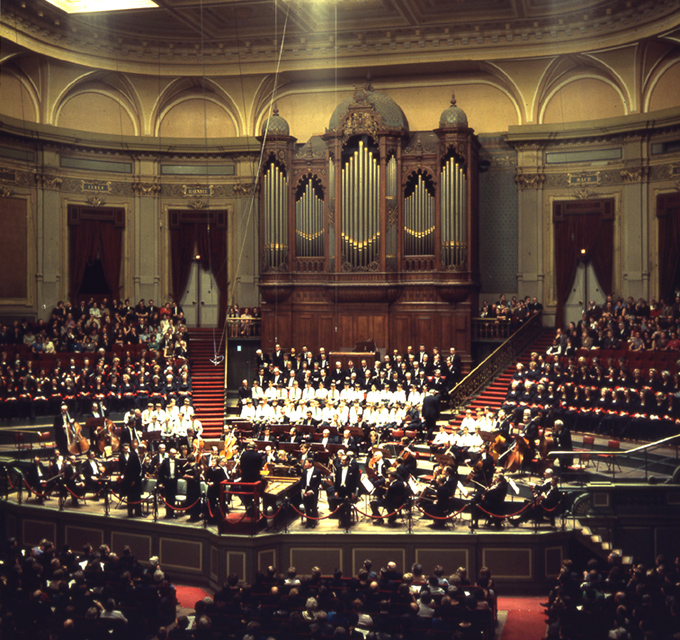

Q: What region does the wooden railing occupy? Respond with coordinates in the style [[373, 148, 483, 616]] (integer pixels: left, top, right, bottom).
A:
[[449, 311, 543, 411], [226, 318, 261, 338], [472, 317, 512, 341]]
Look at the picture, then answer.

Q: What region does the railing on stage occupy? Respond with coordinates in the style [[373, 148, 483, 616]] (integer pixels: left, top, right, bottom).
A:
[[449, 311, 543, 411], [549, 433, 680, 482]]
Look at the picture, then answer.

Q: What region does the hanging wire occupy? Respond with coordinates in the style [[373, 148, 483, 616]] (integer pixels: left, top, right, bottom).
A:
[[227, 0, 291, 327], [196, 0, 226, 366], [334, 2, 339, 337]]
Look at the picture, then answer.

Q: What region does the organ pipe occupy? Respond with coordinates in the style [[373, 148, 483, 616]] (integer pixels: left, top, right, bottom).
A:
[[341, 139, 380, 268], [263, 162, 288, 268], [405, 174, 435, 256], [295, 179, 324, 258], [440, 155, 467, 268]]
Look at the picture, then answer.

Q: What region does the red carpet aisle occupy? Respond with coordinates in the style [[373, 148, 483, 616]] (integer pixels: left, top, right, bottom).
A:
[[175, 584, 212, 610], [189, 328, 227, 438], [497, 596, 547, 640]]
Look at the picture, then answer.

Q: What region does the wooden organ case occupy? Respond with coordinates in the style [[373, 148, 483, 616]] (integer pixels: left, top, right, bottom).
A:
[[258, 82, 480, 363]]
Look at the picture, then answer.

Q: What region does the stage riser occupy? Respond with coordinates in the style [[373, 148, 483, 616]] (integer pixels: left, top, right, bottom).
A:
[[2, 500, 570, 595]]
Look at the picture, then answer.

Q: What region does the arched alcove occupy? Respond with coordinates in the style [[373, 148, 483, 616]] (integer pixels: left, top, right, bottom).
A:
[[542, 77, 625, 124], [159, 99, 237, 138], [57, 91, 136, 135], [648, 61, 680, 112], [0, 68, 38, 122]]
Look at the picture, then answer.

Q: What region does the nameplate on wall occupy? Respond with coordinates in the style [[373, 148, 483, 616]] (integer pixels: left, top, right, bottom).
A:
[[81, 180, 112, 194], [182, 185, 214, 197], [567, 171, 600, 187]]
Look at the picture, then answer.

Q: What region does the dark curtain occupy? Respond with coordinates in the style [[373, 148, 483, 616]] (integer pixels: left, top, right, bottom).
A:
[[658, 196, 680, 302], [170, 224, 198, 308], [70, 220, 122, 299], [554, 213, 613, 328], [196, 224, 228, 327], [98, 222, 123, 297]]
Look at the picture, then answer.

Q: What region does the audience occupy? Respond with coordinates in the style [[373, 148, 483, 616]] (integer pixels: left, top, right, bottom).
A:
[[158, 561, 497, 640], [543, 552, 680, 640], [0, 298, 192, 420], [0, 537, 177, 640]]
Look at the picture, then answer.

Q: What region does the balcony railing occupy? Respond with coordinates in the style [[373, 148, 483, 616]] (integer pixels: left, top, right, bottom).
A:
[[449, 311, 543, 411]]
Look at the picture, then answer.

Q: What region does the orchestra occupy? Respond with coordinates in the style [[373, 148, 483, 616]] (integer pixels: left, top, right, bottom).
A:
[[21, 339, 573, 532]]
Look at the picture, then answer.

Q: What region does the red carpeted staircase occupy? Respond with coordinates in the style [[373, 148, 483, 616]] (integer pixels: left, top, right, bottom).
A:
[[188, 328, 226, 439], [448, 329, 555, 431]]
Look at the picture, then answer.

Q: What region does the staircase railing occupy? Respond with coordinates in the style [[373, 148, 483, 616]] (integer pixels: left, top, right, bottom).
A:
[[448, 311, 544, 411]]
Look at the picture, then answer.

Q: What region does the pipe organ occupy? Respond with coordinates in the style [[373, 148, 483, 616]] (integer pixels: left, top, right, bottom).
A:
[[341, 139, 380, 270], [258, 85, 478, 359], [295, 177, 324, 258], [440, 154, 468, 269], [404, 173, 435, 256], [262, 160, 288, 270]]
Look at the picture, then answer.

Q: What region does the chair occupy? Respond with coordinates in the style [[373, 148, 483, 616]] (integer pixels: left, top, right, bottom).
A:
[[14, 432, 30, 452], [140, 478, 157, 515], [596, 439, 622, 475], [582, 435, 595, 449], [38, 431, 53, 449]]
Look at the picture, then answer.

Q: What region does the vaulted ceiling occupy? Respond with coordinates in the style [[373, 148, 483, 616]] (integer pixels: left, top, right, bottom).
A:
[[2, 0, 680, 77]]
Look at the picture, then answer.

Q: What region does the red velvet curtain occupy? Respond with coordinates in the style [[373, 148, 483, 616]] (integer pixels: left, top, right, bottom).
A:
[[554, 208, 613, 328], [70, 220, 122, 299], [658, 194, 680, 301]]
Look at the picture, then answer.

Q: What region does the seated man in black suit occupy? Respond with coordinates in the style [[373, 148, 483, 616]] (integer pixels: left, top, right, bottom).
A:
[[470, 471, 509, 530], [26, 455, 53, 504], [370, 468, 408, 526]]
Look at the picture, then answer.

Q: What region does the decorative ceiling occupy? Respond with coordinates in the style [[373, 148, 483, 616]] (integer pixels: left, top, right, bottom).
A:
[[2, 0, 680, 76]]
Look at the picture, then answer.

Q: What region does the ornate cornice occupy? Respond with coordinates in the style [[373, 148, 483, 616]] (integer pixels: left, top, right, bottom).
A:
[[0, 186, 15, 198]]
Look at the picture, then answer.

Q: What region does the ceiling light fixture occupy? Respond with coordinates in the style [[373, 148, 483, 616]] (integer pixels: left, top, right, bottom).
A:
[[45, 0, 158, 14]]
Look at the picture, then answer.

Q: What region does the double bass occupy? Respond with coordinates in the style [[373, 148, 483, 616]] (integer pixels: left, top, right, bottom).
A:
[[66, 419, 90, 455], [96, 418, 120, 455]]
